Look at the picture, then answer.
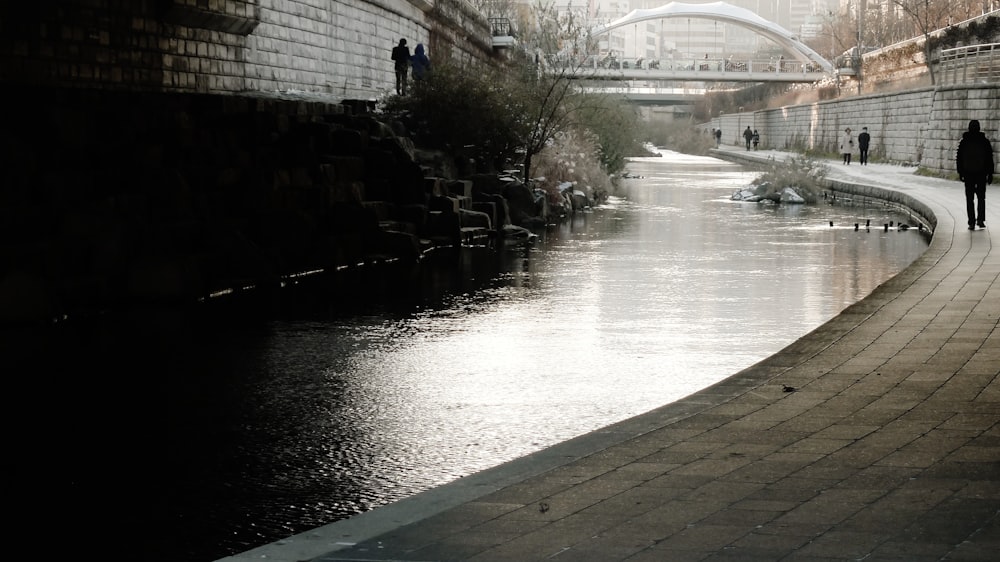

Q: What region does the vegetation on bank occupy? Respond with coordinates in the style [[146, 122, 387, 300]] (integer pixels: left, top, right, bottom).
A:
[[379, 56, 651, 203], [745, 155, 829, 203], [641, 119, 717, 156]]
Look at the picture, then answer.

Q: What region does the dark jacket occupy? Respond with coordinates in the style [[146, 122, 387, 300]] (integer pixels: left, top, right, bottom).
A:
[[957, 130, 995, 180], [858, 131, 870, 150], [391, 44, 410, 71], [411, 44, 430, 79]]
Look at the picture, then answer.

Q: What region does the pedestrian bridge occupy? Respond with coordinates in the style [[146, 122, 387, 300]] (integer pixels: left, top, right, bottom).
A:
[[547, 1, 836, 85], [544, 55, 832, 84]]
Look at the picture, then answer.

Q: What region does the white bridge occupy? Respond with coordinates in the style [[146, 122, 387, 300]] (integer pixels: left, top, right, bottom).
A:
[[545, 55, 831, 84], [547, 1, 837, 85]]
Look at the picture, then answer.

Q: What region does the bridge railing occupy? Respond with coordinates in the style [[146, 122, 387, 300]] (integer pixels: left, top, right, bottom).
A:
[[542, 54, 822, 75], [938, 43, 1000, 85], [489, 18, 513, 37]]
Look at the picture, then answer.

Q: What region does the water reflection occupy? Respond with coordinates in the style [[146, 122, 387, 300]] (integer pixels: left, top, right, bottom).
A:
[[22, 151, 928, 561]]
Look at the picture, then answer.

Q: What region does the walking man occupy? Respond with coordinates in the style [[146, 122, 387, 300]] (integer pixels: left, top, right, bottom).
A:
[[391, 38, 410, 95], [743, 126, 753, 151], [858, 127, 871, 165], [956, 119, 995, 230]]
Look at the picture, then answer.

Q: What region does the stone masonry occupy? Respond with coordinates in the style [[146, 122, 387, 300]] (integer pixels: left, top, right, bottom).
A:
[[0, 1, 495, 100], [708, 85, 999, 176]]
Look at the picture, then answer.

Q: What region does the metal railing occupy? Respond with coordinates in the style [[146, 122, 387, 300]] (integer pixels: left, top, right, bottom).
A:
[[545, 54, 823, 74], [489, 18, 513, 37], [939, 43, 1000, 84]]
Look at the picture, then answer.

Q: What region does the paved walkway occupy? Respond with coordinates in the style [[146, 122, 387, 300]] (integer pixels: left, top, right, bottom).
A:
[[221, 147, 999, 562]]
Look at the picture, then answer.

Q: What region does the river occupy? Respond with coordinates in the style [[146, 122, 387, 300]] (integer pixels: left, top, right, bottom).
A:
[[14, 150, 928, 561]]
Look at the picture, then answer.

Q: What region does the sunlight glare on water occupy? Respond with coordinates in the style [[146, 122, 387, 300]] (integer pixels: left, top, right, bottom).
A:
[[133, 149, 930, 561]]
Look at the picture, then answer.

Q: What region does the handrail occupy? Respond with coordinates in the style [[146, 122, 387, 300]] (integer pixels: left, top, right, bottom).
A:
[[542, 54, 826, 75], [489, 18, 513, 37], [938, 43, 1000, 84]]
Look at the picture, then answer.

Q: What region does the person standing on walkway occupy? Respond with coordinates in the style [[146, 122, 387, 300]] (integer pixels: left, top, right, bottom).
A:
[[715, 127, 722, 147], [956, 119, 995, 230], [840, 127, 855, 165], [743, 126, 753, 151], [858, 127, 871, 165], [391, 38, 410, 95], [752, 128, 760, 150]]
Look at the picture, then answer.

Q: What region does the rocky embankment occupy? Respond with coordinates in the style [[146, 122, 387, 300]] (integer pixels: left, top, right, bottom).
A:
[[0, 89, 576, 327]]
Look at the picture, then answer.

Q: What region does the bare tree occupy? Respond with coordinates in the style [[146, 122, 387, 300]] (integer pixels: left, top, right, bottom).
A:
[[891, 0, 961, 83], [468, 0, 517, 20], [505, 1, 610, 180]]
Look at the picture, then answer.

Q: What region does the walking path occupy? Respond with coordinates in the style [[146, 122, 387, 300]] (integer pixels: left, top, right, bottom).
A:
[[221, 147, 999, 562]]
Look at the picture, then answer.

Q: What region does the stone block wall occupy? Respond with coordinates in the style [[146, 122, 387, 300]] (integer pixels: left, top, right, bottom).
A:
[[922, 85, 1000, 173], [0, 1, 494, 100], [707, 85, 1000, 177], [757, 88, 937, 164]]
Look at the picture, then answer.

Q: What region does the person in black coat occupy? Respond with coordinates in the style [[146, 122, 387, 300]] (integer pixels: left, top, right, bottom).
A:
[[391, 38, 411, 95], [858, 127, 871, 165], [956, 119, 995, 230]]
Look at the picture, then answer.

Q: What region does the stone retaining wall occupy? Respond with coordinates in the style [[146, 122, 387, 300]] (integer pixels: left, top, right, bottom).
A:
[[707, 85, 999, 176], [0, 1, 495, 100]]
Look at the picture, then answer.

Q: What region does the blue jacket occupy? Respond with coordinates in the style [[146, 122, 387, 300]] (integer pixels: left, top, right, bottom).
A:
[[411, 44, 430, 79]]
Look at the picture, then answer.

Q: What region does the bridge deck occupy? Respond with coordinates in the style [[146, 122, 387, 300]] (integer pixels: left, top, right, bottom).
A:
[[545, 55, 834, 84], [573, 68, 831, 83]]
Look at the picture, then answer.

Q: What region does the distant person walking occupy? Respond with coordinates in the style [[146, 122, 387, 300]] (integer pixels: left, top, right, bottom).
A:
[[715, 127, 722, 147], [956, 119, 995, 230], [840, 127, 855, 165], [411, 43, 431, 83], [743, 126, 753, 150], [858, 127, 871, 165], [391, 38, 411, 95], [752, 129, 760, 150]]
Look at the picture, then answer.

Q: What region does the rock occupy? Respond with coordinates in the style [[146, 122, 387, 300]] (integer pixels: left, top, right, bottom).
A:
[[779, 187, 806, 204]]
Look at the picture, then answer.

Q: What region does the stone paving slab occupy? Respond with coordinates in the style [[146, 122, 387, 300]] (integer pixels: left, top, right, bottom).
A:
[[220, 147, 999, 562]]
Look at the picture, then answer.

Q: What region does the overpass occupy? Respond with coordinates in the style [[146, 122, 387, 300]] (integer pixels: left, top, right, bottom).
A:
[[544, 1, 836, 87], [579, 85, 705, 105], [545, 55, 832, 84], [591, 1, 835, 74]]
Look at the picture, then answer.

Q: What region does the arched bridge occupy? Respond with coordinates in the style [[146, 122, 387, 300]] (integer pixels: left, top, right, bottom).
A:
[[544, 1, 835, 84]]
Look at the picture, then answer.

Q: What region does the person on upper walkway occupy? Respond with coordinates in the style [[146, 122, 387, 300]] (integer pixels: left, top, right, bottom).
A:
[[743, 126, 753, 151], [391, 38, 410, 95], [957, 119, 995, 230], [411, 43, 430, 82]]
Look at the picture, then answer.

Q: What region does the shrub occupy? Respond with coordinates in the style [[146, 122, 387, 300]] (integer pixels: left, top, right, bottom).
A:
[[750, 155, 829, 203]]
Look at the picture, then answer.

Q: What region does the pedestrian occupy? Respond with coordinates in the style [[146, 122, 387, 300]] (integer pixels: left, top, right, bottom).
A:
[[715, 127, 722, 148], [752, 129, 760, 150], [743, 126, 753, 151], [956, 119, 995, 230], [858, 126, 871, 165], [411, 43, 430, 83], [840, 127, 855, 165], [391, 38, 410, 95]]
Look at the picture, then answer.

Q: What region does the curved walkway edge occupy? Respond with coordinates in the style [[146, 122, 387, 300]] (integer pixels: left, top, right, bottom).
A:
[[220, 148, 999, 562]]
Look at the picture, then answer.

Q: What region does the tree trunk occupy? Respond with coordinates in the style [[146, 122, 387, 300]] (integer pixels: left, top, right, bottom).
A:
[[923, 34, 937, 85]]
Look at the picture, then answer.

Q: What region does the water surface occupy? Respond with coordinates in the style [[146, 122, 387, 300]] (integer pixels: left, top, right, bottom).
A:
[[16, 151, 928, 561]]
